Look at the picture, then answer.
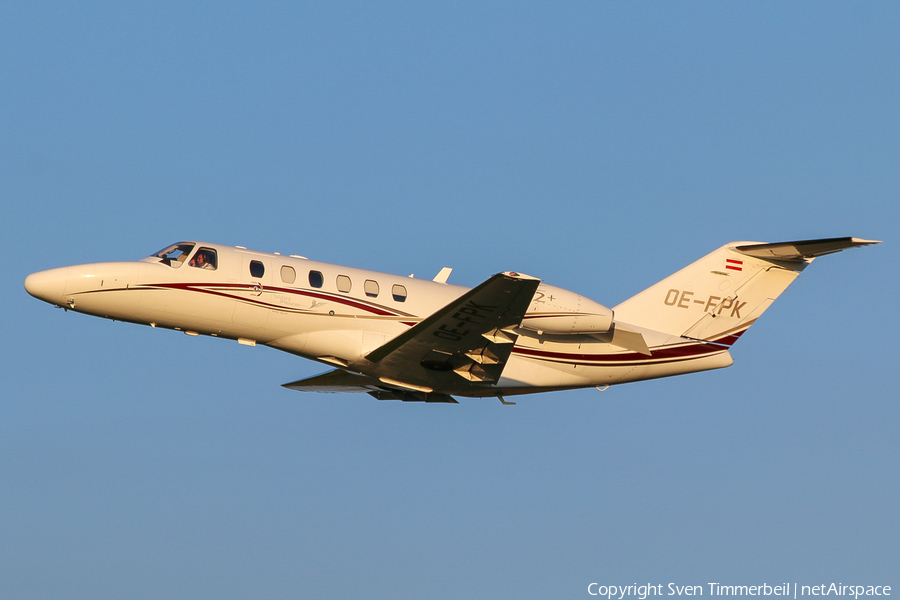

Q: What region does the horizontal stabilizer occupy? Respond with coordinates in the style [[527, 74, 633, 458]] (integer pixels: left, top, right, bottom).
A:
[[735, 237, 881, 261], [611, 324, 652, 356], [590, 323, 652, 356]]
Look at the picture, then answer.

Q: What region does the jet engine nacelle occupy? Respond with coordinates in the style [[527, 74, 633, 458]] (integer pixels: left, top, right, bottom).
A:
[[520, 283, 614, 335]]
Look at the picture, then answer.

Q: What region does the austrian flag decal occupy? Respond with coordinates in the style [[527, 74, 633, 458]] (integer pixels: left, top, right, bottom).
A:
[[725, 258, 743, 272]]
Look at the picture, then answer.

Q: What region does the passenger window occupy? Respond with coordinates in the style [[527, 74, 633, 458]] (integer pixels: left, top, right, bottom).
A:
[[249, 260, 265, 278], [309, 270, 324, 288], [336, 275, 352, 293], [392, 284, 407, 302], [281, 265, 296, 284], [189, 247, 217, 271], [364, 280, 379, 298]]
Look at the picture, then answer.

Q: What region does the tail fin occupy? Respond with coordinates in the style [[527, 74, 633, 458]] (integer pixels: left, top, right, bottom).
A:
[[613, 237, 880, 346]]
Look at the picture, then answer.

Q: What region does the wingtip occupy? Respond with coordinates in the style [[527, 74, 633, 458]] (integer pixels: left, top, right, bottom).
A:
[[503, 271, 541, 281]]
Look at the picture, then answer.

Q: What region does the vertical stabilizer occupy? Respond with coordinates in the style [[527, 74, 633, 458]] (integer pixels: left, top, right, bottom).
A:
[[612, 238, 879, 346]]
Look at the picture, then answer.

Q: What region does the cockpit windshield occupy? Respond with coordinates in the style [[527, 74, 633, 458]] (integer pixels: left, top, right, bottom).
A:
[[151, 243, 195, 268]]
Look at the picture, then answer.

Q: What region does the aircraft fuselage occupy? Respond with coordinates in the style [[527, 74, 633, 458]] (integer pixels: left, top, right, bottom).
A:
[[25, 241, 735, 398]]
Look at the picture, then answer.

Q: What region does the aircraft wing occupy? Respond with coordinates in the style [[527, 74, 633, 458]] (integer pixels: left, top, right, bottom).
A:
[[283, 368, 380, 393], [282, 369, 460, 402], [365, 271, 541, 394]]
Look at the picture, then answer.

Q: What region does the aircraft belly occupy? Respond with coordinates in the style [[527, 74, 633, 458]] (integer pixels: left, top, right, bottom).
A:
[[498, 354, 585, 389], [68, 288, 142, 322], [232, 299, 269, 328], [608, 349, 734, 384], [132, 289, 235, 341], [501, 338, 734, 389], [268, 318, 406, 362]]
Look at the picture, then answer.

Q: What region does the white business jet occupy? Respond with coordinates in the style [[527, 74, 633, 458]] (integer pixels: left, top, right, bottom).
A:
[[25, 237, 879, 404]]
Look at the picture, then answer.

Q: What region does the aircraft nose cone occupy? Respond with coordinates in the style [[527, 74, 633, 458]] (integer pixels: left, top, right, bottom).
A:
[[24, 267, 68, 305]]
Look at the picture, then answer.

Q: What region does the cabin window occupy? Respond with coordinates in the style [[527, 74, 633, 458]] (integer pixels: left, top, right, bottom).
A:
[[364, 280, 379, 298], [249, 260, 265, 278], [188, 247, 217, 271], [392, 284, 407, 302], [280, 265, 296, 284], [336, 275, 352, 293], [309, 270, 324, 288], [152, 243, 195, 268]]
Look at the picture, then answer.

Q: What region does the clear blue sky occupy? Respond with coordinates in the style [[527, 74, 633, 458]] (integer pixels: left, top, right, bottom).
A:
[[2, 3, 897, 599]]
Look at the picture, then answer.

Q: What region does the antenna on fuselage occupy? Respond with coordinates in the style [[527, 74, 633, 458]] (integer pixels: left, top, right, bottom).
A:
[[432, 267, 453, 284]]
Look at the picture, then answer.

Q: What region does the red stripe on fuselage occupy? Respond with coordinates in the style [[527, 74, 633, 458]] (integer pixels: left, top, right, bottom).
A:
[[137, 282, 416, 318], [511, 340, 725, 365]]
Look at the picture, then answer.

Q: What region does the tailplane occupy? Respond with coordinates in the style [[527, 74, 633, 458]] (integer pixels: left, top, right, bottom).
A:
[[613, 237, 880, 346]]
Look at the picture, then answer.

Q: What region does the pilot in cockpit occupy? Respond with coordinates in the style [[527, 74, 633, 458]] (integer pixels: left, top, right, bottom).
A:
[[189, 249, 216, 270]]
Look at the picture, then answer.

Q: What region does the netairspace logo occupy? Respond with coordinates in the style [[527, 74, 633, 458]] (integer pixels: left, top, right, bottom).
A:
[[587, 584, 892, 599]]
